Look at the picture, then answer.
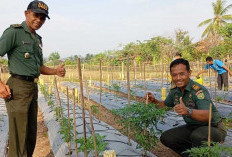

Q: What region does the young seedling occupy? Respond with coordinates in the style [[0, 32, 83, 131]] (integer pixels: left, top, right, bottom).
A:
[[183, 142, 232, 157], [75, 133, 107, 156]]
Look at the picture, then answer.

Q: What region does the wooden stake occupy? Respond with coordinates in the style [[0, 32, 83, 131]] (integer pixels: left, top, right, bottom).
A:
[[134, 60, 136, 86], [208, 103, 212, 147], [89, 108, 98, 157], [72, 88, 79, 157], [215, 71, 218, 108], [161, 58, 164, 87], [126, 55, 131, 145], [86, 81, 98, 156], [208, 65, 212, 96], [66, 87, 71, 155], [100, 60, 102, 104], [77, 58, 88, 157], [144, 62, 147, 93], [54, 77, 63, 121]]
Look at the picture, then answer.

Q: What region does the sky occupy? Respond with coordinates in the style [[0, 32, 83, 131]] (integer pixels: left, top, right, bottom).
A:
[[0, 0, 231, 58]]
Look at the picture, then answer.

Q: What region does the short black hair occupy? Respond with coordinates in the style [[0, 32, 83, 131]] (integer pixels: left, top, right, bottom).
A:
[[175, 53, 182, 57], [170, 58, 190, 72], [206, 56, 213, 62]]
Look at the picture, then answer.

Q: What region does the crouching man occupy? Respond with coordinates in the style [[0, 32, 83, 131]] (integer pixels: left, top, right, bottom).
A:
[[145, 59, 226, 156]]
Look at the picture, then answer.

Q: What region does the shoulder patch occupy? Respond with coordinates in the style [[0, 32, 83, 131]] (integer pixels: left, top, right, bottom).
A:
[[11, 24, 22, 28], [197, 92, 205, 99], [192, 84, 200, 91]]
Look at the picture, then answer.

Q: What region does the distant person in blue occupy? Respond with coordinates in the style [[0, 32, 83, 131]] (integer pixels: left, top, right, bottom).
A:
[[196, 56, 232, 91]]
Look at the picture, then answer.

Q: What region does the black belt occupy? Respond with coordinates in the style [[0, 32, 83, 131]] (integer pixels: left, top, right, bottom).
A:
[[11, 74, 39, 83]]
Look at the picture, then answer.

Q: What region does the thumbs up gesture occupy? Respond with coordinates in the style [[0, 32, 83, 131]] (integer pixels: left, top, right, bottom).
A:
[[56, 63, 66, 77], [174, 97, 188, 115]]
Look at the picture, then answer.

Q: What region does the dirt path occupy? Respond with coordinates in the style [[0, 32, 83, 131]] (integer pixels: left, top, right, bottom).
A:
[[33, 108, 54, 157]]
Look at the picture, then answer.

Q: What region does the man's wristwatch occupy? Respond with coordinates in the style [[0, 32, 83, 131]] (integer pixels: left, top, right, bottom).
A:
[[188, 108, 193, 115]]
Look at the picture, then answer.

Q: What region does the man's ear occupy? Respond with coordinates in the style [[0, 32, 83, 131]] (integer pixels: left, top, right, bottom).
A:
[[189, 70, 192, 76], [25, 10, 30, 17], [25, 10, 28, 17]]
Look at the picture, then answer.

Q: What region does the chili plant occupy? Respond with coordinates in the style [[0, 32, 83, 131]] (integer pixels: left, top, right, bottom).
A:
[[183, 142, 232, 157], [130, 89, 136, 99], [75, 133, 107, 156], [110, 83, 121, 100], [53, 106, 63, 120], [59, 117, 74, 143], [90, 105, 99, 115], [224, 111, 232, 129], [111, 83, 121, 92], [216, 96, 222, 102], [111, 102, 166, 152]]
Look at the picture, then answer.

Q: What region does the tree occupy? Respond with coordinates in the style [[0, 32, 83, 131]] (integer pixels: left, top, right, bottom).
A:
[[198, 0, 232, 38], [84, 53, 94, 61], [48, 52, 60, 66], [174, 29, 194, 61]]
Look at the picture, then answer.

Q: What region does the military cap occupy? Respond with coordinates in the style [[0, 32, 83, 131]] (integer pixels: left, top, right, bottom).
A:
[[27, 0, 50, 19]]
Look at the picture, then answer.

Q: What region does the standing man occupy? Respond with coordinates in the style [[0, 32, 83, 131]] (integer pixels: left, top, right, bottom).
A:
[[196, 56, 232, 91], [146, 59, 226, 156], [0, 1, 66, 157]]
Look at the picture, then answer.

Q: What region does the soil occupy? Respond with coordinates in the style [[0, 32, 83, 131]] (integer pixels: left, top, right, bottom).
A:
[[33, 108, 54, 157]]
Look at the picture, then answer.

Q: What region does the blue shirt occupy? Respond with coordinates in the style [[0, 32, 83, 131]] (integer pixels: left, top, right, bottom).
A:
[[204, 60, 227, 74]]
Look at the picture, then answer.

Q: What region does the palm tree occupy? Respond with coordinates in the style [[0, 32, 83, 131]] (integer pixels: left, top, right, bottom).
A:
[[199, 0, 232, 38]]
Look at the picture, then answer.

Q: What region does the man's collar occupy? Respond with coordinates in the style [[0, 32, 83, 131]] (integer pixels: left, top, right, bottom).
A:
[[21, 21, 33, 34], [177, 79, 192, 92], [184, 79, 193, 91]]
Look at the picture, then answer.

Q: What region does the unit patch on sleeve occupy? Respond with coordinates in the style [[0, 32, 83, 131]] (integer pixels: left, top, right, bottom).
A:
[[196, 91, 205, 99]]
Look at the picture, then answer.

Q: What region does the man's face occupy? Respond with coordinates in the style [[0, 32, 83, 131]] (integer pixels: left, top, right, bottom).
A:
[[25, 10, 46, 33], [206, 60, 213, 65], [171, 64, 191, 90]]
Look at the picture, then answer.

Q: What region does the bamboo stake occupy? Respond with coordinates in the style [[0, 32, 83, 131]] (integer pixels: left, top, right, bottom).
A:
[[85, 81, 98, 157], [100, 60, 102, 104], [72, 88, 79, 157], [208, 103, 212, 147], [122, 62, 124, 80], [77, 58, 88, 157], [161, 58, 164, 87], [66, 87, 71, 155], [208, 65, 212, 96], [126, 55, 131, 145], [54, 77, 63, 121], [89, 108, 98, 157], [134, 60, 136, 86], [215, 71, 218, 108], [142, 95, 150, 156], [144, 62, 147, 93]]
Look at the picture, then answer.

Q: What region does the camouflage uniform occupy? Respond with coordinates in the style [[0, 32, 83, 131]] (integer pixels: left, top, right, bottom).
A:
[[160, 79, 227, 156]]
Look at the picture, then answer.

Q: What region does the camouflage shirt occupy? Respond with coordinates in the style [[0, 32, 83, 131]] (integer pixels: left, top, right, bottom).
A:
[[164, 79, 221, 126]]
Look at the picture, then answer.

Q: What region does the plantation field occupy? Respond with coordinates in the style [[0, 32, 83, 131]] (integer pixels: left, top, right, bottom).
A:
[[0, 64, 232, 156]]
